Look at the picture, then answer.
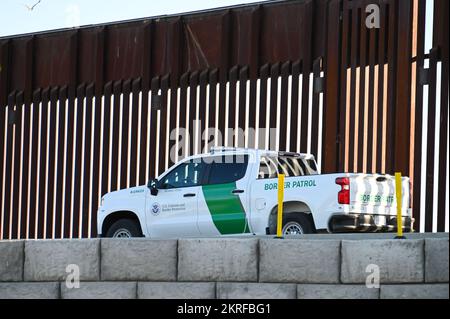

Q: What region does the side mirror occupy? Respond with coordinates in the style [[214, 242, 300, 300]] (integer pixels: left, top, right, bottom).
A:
[[147, 179, 159, 196]]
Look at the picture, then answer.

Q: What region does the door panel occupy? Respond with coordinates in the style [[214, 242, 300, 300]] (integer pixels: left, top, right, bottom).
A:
[[145, 159, 206, 238], [201, 182, 250, 235], [146, 187, 200, 238], [197, 154, 252, 236]]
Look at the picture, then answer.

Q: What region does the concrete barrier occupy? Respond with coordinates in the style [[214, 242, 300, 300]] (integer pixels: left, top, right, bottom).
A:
[[101, 239, 177, 281], [341, 239, 424, 283], [0, 240, 23, 281], [61, 282, 137, 299], [138, 282, 216, 299], [297, 284, 379, 299], [0, 234, 447, 299], [259, 239, 340, 283], [216, 283, 296, 299], [24, 239, 100, 281], [177, 238, 258, 282], [380, 284, 449, 299], [425, 238, 449, 283], [0, 282, 59, 299]]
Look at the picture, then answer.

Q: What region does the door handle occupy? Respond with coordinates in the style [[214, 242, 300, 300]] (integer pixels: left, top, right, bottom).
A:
[[231, 189, 244, 194], [183, 193, 196, 197]]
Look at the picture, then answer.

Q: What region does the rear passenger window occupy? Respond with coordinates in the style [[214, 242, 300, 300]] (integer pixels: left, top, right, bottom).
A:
[[258, 156, 317, 178], [207, 155, 249, 184]]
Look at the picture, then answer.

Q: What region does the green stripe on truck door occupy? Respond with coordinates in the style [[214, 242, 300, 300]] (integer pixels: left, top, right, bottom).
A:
[[201, 182, 250, 235]]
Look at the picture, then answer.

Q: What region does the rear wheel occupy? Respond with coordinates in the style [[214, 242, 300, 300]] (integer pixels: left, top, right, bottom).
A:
[[106, 219, 142, 238], [282, 213, 314, 235]]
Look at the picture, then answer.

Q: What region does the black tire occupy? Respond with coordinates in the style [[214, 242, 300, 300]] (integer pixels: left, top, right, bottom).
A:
[[105, 219, 143, 238], [281, 213, 315, 234]]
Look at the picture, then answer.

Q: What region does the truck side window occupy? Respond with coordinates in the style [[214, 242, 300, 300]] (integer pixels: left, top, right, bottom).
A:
[[206, 155, 248, 184], [258, 156, 314, 178], [258, 156, 278, 179], [159, 160, 206, 189], [305, 159, 318, 174]]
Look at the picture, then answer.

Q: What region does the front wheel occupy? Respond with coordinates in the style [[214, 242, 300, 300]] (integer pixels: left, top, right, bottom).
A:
[[282, 213, 314, 235], [105, 219, 143, 238]]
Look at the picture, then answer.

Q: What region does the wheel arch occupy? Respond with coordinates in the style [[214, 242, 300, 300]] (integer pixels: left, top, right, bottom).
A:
[[101, 210, 144, 237], [267, 201, 317, 234]]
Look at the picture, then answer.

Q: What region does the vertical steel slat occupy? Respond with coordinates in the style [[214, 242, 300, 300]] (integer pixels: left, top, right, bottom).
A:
[[168, 75, 178, 168], [71, 85, 85, 238], [0, 97, 6, 239], [2, 93, 15, 239], [348, 7, 359, 172], [412, 0, 426, 231], [69, 85, 82, 238], [54, 87, 67, 238], [437, 0, 449, 232], [258, 64, 269, 150], [238, 66, 249, 148], [188, 72, 198, 155], [159, 74, 170, 174], [110, 81, 122, 190], [18, 92, 29, 239], [300, 1, 313, 154], [227, 66, 238, 147], [338, 0, 350, 172], [130, 79, 141, 187], [178, 73, 189, 161], [89, 83, 102, 238], [357, 5, 368, 173], [120, 80, 131, 190], [28, 90, 40, 239], [198, 70, 208, 153], [310, 58, 321, 160], [81, 84, 94, 238], [45, 87, 58, 239], [62, 86, 75, 238], [0, 98, 5, 239], [384, 0, 398, 174], [138, 82, 149, 185], [279, 62, 290, 152], [269, 63, 280, 151], [376, 2, 388, 173], [247, 66, 258, 149], [424, 48, 439, 232], [11, 92, 22, 239], [100, 82, 112, 198], [290, 60, 301, 153], [148, 77, 160, 179], [366, 23, 377, 173], [208, 69, 219, 150], [36, 89, 49, 238], [322, 0, 341, 173]]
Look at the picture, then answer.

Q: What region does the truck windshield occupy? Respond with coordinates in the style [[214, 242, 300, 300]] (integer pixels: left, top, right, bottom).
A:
[[258, 156, 317, 179]]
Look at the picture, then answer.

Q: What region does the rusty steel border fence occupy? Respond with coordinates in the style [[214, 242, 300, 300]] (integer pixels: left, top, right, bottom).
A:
[[0, 0, 448, 239]]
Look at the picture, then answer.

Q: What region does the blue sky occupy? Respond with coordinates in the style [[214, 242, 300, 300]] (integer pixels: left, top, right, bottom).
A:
[[0, 0, 264, 37]]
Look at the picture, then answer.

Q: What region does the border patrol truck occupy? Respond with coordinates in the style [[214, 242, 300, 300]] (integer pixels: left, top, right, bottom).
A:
[[97, 147, 413, 238]]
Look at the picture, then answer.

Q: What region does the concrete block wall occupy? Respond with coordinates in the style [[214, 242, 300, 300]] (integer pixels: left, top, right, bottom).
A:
[[0, 236, 448, 299]]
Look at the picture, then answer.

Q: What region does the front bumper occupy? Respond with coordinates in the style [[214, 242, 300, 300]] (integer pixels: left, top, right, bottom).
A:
[[328, 213, 414, 233]]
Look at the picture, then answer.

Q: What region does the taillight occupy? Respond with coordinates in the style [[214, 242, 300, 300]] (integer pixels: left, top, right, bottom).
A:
[[336, 177, 350, 204]]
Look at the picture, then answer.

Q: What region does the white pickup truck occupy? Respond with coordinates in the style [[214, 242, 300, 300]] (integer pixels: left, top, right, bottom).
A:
[[97, 147, 413, 238]]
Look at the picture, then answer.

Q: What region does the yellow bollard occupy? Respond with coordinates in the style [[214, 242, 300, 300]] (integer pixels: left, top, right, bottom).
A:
[[276, 174, 285, 238], [395, 172, 405, 239]]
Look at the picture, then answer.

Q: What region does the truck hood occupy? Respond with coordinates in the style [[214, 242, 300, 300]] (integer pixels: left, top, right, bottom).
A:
[[103, 185, 147, 202]]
